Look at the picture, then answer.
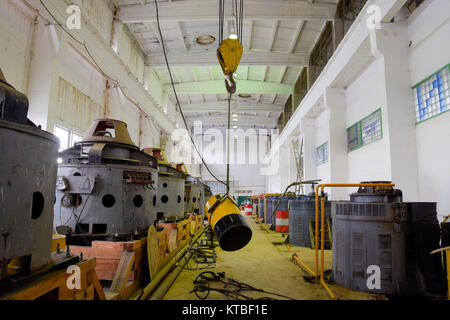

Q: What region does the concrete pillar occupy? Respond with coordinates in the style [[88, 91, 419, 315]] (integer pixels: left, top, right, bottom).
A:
[[279, 143, 290, 191], [324, 87, 348, 200], [300, 117, 316, 181], [26, 19, 60, 129], [370, 23, 420, 201]]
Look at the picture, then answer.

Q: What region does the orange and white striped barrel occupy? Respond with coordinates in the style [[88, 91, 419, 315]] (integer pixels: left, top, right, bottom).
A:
[[275, 211, 289, 233], [244, 204, 252, 215]]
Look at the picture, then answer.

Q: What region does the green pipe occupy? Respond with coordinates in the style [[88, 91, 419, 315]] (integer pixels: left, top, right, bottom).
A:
[[148, 250, 194, 300], [139, 229, 204, 300]]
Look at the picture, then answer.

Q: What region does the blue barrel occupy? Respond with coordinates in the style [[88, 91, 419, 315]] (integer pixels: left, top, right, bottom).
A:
[[288, 197, 331, 248], [259, 197, 266, 221], [266, 195, 282, 225]]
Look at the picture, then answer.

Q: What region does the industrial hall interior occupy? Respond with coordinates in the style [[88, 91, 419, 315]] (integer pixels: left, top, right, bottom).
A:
[[1, 0, 450, 303]]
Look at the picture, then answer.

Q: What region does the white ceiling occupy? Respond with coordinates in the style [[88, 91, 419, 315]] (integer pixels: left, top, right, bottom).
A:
[[114, 0, 339, 129]]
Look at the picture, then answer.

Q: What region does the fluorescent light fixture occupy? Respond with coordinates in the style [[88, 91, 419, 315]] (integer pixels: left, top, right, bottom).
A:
[[233, 126, 237, 129]]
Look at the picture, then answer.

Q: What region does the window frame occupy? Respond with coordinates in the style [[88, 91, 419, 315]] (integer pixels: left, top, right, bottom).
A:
[[346, 108, 383, 153], [412, 63, 450, 124], [54, 124, 84, 152], [316, 141, 329, 166]]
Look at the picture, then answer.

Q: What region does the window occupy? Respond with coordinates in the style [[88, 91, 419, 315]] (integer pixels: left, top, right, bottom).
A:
[[406, 0, 425, 13], [316, 142, 329, 166], [413, 64, 449, 123], [347, 109, 382, 152], [54, 124, 83, 152]]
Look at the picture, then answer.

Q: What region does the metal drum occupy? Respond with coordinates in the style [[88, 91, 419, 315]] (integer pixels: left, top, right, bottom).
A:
[[199, 182, 212, 219], [265, 195, 280, 225], [54, 119, 158, 245], [157, 164, 185, 219], [259, 196, 266, 222], [0, 71, 58, 278], [332, 182, 433, 296], [288, 195, 331, 248], [185, 175, 202, 214], [270, 194, 296, 229]]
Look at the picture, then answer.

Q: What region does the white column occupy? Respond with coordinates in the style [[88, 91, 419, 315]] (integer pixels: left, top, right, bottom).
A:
[[324, 87, 348, 200], [26, 20, 61, 129], [300, 117, 316, 181], [370, 23, 420, 201]]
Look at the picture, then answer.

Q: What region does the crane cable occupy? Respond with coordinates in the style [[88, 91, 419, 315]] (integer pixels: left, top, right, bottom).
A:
[[218, 0, 244, 198], [153, 0, 228, 191]]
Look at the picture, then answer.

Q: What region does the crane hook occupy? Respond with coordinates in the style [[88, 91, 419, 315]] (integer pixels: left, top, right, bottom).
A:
[[225, 72, 236, 94]]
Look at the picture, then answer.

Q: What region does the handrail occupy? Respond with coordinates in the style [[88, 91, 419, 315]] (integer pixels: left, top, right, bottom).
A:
[[314, 183, 395, 282]]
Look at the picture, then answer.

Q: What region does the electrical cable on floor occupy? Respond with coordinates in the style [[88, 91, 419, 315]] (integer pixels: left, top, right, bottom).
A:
[[179, 232, 217, 271], [190, 271, 296, 300]]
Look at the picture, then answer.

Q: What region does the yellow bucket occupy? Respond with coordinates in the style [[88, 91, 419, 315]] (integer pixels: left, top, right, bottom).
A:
[[205, 194, 252, 251]]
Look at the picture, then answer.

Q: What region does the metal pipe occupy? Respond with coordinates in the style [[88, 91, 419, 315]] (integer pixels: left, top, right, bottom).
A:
[[320, 279, 337, 300], [292, 253, 336, 300], [268, 180, 321, 230], [314, 183, 395, 282], [264, 195, 268, 230], [149, 250, 194, 300], [315, 184, 320, 281], [292, 253, 315, 276], [139, 229, 205, 300]]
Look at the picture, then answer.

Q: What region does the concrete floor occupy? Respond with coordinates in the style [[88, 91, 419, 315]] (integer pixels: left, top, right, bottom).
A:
[[164, 215, 373, 300]]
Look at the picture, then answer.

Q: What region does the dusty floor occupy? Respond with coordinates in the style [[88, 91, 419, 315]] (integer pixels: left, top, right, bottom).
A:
[[164, 215, 371, 300]]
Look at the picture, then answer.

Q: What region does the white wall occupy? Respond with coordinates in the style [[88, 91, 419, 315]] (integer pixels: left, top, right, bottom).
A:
[[408, 0, 450, 218], [0, 0, 197, 167], [314, 111, 331, 182], [200, 128, 267, 196], [270, 0, 449, 219], [345, 58, 391, 182], [0, 0, 34, 93]]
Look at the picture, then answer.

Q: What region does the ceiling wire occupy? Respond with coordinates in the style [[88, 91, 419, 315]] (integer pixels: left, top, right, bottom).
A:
[[39, 0, 231, 192], [153, 0, 228, 190], [37, 0, 161, 131]]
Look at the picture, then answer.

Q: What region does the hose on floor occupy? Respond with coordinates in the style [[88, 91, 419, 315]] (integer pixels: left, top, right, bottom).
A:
[[190, 271, 296, 300]]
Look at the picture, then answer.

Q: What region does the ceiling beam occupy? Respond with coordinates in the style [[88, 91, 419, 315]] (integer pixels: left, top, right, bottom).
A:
[[181, 101, 284, 113], [119, 1, 337, 23], [166, 80, 292, 94], [185, 115, 278, 126], [34, 0, 174, 133], [147, 51, 309, 67]]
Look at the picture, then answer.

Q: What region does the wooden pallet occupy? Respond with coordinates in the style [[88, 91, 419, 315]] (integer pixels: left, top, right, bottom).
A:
[[71, 241, 132, 281], [188, 214, 204, 235], [158, 219, 192, 249], [70, 238, 148, 300], [158, 222, 179, 252], [177, 219, 191, 246], [0, 258, 105, 300]]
